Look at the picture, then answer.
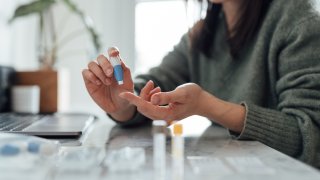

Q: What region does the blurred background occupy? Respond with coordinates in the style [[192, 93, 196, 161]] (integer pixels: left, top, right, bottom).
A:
[[0, 0, 206, 118]]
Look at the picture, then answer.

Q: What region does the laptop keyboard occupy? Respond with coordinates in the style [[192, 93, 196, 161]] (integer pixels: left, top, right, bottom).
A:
[[0, 113, 45, 131]]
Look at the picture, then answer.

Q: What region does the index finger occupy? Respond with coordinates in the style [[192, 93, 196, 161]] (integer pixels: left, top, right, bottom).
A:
[[97, 54, 113, 77], [119, 92, 171, 120], [151, 88, 186, 106]]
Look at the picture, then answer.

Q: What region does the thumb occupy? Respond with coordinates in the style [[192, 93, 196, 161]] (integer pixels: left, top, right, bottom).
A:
[[118, 60, 133, 88], [150, 90, 186, 105]]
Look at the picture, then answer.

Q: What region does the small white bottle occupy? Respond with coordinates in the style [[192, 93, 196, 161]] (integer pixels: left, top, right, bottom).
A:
[[172, 123, 184, 180], [153, 120, 167, 180]]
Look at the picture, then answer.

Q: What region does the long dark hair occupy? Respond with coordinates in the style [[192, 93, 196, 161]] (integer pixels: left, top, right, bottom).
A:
[[189, 0, 272, 58]]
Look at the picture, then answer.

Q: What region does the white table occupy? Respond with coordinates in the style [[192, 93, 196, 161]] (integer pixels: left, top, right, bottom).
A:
[[2, 115, 320, 180]]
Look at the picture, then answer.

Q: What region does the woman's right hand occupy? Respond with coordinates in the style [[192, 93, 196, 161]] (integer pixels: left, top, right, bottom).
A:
[[82, 51, 136, 122]]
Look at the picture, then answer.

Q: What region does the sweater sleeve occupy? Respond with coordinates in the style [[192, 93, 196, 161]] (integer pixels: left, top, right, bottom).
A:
[[233, 17, 320, 167], [114, 34, 191, 127]]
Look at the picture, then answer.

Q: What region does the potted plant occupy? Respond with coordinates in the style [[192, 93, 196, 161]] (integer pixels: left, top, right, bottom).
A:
[[9, 0, 101, 113]]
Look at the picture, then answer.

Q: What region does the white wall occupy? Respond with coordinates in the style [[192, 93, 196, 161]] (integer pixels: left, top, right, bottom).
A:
[[0, 0, 38, 68]]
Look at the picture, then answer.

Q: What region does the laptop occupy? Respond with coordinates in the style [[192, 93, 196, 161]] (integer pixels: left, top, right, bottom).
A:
[[0, 113, 96, 138], [0, 66, 95, 138], [0, 66, 96, 139]]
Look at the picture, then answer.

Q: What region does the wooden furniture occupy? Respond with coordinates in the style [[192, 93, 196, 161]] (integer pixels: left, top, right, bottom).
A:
[[15, 70, 58, 113]]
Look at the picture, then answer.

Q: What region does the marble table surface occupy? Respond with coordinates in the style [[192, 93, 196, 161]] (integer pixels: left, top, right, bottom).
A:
[[101, 116, 320, 180], [1, 115, 319, 180]]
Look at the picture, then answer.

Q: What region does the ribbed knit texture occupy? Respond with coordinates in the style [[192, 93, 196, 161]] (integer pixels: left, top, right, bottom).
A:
[[113, 0, 320, 168]]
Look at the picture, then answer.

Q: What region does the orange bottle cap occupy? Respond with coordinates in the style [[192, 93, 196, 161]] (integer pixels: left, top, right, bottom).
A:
[[173, 123, 183, 135]]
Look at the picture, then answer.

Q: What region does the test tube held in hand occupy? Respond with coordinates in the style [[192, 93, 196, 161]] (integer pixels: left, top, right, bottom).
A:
[[153, 120, 167, 180], [107, 47, 124, 85]]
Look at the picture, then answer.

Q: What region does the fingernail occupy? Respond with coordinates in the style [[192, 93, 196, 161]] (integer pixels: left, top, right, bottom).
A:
[[119, 93, 125, 98], [96, 80, 101, 85], [107, 68, 113, 76]]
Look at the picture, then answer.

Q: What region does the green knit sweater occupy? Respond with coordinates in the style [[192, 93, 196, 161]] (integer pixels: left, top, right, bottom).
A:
[[116, 0, 320, 168]]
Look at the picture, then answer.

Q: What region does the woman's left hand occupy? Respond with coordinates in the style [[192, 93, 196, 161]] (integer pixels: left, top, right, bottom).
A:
[[119, 83, 206, 121]]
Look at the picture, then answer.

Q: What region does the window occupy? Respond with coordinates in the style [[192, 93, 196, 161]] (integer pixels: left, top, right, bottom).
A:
[[134, 0, 189, 74], [134, 0, 207, 74]]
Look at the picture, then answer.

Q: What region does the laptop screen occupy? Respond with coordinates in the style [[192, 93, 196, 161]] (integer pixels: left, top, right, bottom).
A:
[[0, 66, 15, 112]]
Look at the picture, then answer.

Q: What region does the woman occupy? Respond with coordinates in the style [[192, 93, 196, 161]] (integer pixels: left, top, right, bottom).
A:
[[82, 0, 320, 168]]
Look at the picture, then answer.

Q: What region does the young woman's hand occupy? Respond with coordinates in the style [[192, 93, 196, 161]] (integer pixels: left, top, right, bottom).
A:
[[82, 52, 135, 121], [119, 83, 206, 121], [119, 82, 245, 132]]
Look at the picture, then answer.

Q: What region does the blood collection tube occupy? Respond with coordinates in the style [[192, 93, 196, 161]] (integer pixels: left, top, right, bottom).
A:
[[172, 123, 184, 180], [153, 120, 167, 180], [107, 47, 124, 85]]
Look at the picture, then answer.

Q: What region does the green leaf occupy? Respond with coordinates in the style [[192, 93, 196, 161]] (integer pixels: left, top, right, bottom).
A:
[[9, 0, 56, 23], [62, 0, 101, 52]]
